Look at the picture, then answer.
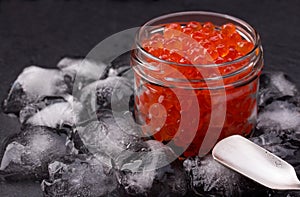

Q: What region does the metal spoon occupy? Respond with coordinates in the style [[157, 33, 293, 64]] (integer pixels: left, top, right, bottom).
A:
[[212, 135, 300, 190]]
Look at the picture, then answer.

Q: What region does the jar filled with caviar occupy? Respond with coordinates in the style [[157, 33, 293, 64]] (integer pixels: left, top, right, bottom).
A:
[[131, 11, 263, 157]]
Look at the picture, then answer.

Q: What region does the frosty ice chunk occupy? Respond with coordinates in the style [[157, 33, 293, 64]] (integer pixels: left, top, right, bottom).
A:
[[117, 140, 187, 196], [256, 100, 300, 134], [2, 66, 69, 114], [80, 77, 133, 119], [183, 155, 268, 196], [0, 125, 69, 180], [41, 156, 117, 197], [258, 72, 298, 107], [57, 57, 108, 92]]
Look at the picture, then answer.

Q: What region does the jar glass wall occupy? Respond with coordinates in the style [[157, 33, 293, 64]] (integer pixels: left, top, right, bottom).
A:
[[131, 11, 263, 157]]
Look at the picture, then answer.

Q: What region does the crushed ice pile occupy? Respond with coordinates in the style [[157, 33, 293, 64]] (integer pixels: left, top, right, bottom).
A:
[[1, 52, 300, 197]]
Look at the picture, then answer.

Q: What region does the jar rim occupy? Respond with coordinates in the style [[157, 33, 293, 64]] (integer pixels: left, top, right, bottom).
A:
[[135, 11, 261, 68]]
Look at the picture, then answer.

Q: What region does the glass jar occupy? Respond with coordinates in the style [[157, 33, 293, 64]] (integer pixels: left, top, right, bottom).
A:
[[131, 11, 263, 157]]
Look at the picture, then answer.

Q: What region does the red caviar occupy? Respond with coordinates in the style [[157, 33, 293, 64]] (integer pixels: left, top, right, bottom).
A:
[[143, 22, 253, 65], [133, 20, 261, 157]]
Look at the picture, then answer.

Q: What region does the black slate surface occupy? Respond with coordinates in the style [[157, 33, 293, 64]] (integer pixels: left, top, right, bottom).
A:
[[0, 0, 299, 196]]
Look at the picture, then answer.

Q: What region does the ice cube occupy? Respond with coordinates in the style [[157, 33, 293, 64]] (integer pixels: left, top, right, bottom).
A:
[[77, 110, 144, 166], [0, 125, 69, 181], [79, 77, 133, 120], [23, 95, 83, 129], [258, 72, 298, 107], [18, 95, 89, 155], [183, 155, 268, 197], [2, 66, 69, 114], [117, 140, 187, 196], [57, 57, 108, 92], [41, 156, 117, 197], [256, 100, 300, 134]]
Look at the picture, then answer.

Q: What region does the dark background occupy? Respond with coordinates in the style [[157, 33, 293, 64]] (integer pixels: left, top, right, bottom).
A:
[[0, 0, 299, 196]]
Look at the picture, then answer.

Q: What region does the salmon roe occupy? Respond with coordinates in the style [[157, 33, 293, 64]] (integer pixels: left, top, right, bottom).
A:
[[133, 21, 260, 157], [143, 22, 253, 65]]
